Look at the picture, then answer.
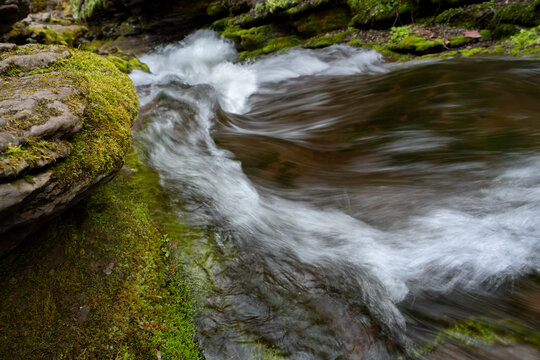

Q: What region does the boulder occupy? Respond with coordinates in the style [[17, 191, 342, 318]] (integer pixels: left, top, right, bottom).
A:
[[0, 43, 138, 255], [0, 0, 30, 34]]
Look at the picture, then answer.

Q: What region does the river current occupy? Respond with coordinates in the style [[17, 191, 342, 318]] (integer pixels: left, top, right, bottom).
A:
[[131, 30, 540, 359]]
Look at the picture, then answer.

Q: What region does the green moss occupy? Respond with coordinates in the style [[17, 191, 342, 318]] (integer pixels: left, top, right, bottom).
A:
[[389, 25, 413, 43], [435, 6, 475, 28], [419, 50, 459, 60], [78, 38, 114, 52], [69, 0, 106, 20], [220, 23, 244, 43], [1, 46, 138, 185], [22, 25, 87, 47], [239, 24, 276, 50], [0, 151, 202, 359], [480, 29, 492, 40], [349, 0, 418, 28], [391, 35, 443, 54], [266, 0, 300, 14], [18, 50, 133, 188], [0, 139, 71, 178], [448, 35, 469, 48], [107, 54, 150, 74], [489, 45, 506, 55], [304, 30, 350, 48], [496, 1, 540, 26], [416, 317, 540, 357], [507, 26, 540, 55], [292, 7, 351, 37], [30, 0, 48, 12], [459, 47, 483, 57], [491, 23, 519, 40], [284, 0, 328, 16], [347, 38, 366, 47], [435, 0, 540, 39], [241, 34, 302, 58]]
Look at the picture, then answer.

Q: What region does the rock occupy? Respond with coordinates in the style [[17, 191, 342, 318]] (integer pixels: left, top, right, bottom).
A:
[[0, 45, 69, 74], [0, 42, 16, 51], [77, 305, 90, 322], [0, 0, 30, 34], [0, 44, 139, 256], [70, 0, 210, 44]]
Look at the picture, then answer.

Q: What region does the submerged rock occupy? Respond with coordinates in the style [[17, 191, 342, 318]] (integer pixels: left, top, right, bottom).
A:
[[0, 43, 139, 255]]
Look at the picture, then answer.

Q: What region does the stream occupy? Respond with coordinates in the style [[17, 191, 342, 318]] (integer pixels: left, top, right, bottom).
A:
[[130, 30, 540, 359]]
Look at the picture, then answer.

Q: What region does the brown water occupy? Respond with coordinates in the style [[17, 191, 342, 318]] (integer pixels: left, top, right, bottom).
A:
[[131, 31, 540, 359]]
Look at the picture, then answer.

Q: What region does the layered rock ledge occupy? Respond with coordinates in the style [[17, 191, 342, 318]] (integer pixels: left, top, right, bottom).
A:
[[0, 43, 138, 255]]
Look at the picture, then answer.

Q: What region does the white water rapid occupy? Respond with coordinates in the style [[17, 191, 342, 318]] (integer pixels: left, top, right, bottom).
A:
[[131, 30, 540, 358]]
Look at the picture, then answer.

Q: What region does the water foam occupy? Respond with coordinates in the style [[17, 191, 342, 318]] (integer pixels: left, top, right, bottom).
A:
[[132, 30, 384, 114], [131, 31, 540, 335]]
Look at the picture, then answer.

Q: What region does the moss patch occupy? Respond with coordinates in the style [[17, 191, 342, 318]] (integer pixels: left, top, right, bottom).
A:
[[205, 0, 539, 61], [106, 54, 150, 73], [292, 7, 351, 37], [391, 35, 443, 54], [238, 35, 302, 59], [416, 317, 540, 357], [304, 30, 351, 48], [27, 25, 88, 46], [0, 138, 71, 179], [45, 48, 139, 185], [0, 151, 202, 359]]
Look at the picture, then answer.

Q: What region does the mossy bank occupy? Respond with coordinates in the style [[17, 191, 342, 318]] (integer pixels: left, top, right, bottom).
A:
[[205, 0, 540, 60], [0, 151, 202, 359]]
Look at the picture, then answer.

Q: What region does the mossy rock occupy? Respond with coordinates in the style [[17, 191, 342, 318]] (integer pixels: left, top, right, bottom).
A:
[[239, 24, 277, 50], [238, 34, 303, 59], [349, 0, 418, 28], [2, 21, 88, 47], [391, 35, 443, 54], [417, 317, 540, 358], [292, 6, 351, 37], [0, 44, 138, 255], [448, 35, 470, 48], [106, 53, 149, 73], [435, 0, 540, 39], [304, 30, 351, 48], [207, 1, 227, 17]]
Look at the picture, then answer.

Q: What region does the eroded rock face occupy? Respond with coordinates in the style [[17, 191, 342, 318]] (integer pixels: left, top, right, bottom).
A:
[[0, 0, 30, 34], [0, 43, 138, 255], [71, 0, 209, 44]]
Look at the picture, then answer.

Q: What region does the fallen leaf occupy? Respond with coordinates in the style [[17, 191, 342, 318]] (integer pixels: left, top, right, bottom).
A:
[[464, 30, 482, 39]]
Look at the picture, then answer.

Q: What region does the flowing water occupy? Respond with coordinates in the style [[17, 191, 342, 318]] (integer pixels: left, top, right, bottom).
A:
[[131, 30, 540, 359]]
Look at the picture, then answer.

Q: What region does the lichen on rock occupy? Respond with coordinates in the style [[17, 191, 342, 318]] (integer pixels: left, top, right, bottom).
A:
[[0, 43, 138, 255]]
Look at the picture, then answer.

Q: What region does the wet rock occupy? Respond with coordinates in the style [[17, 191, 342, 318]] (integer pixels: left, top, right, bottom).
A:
[[70, 0, 210, 45], [0, 44, 138, 256]]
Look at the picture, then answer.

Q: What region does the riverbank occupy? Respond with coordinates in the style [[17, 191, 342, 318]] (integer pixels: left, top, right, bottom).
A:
[[0, 151, 202, 359], [209, 0, 539, 60], [2, 1, 538, 63]]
